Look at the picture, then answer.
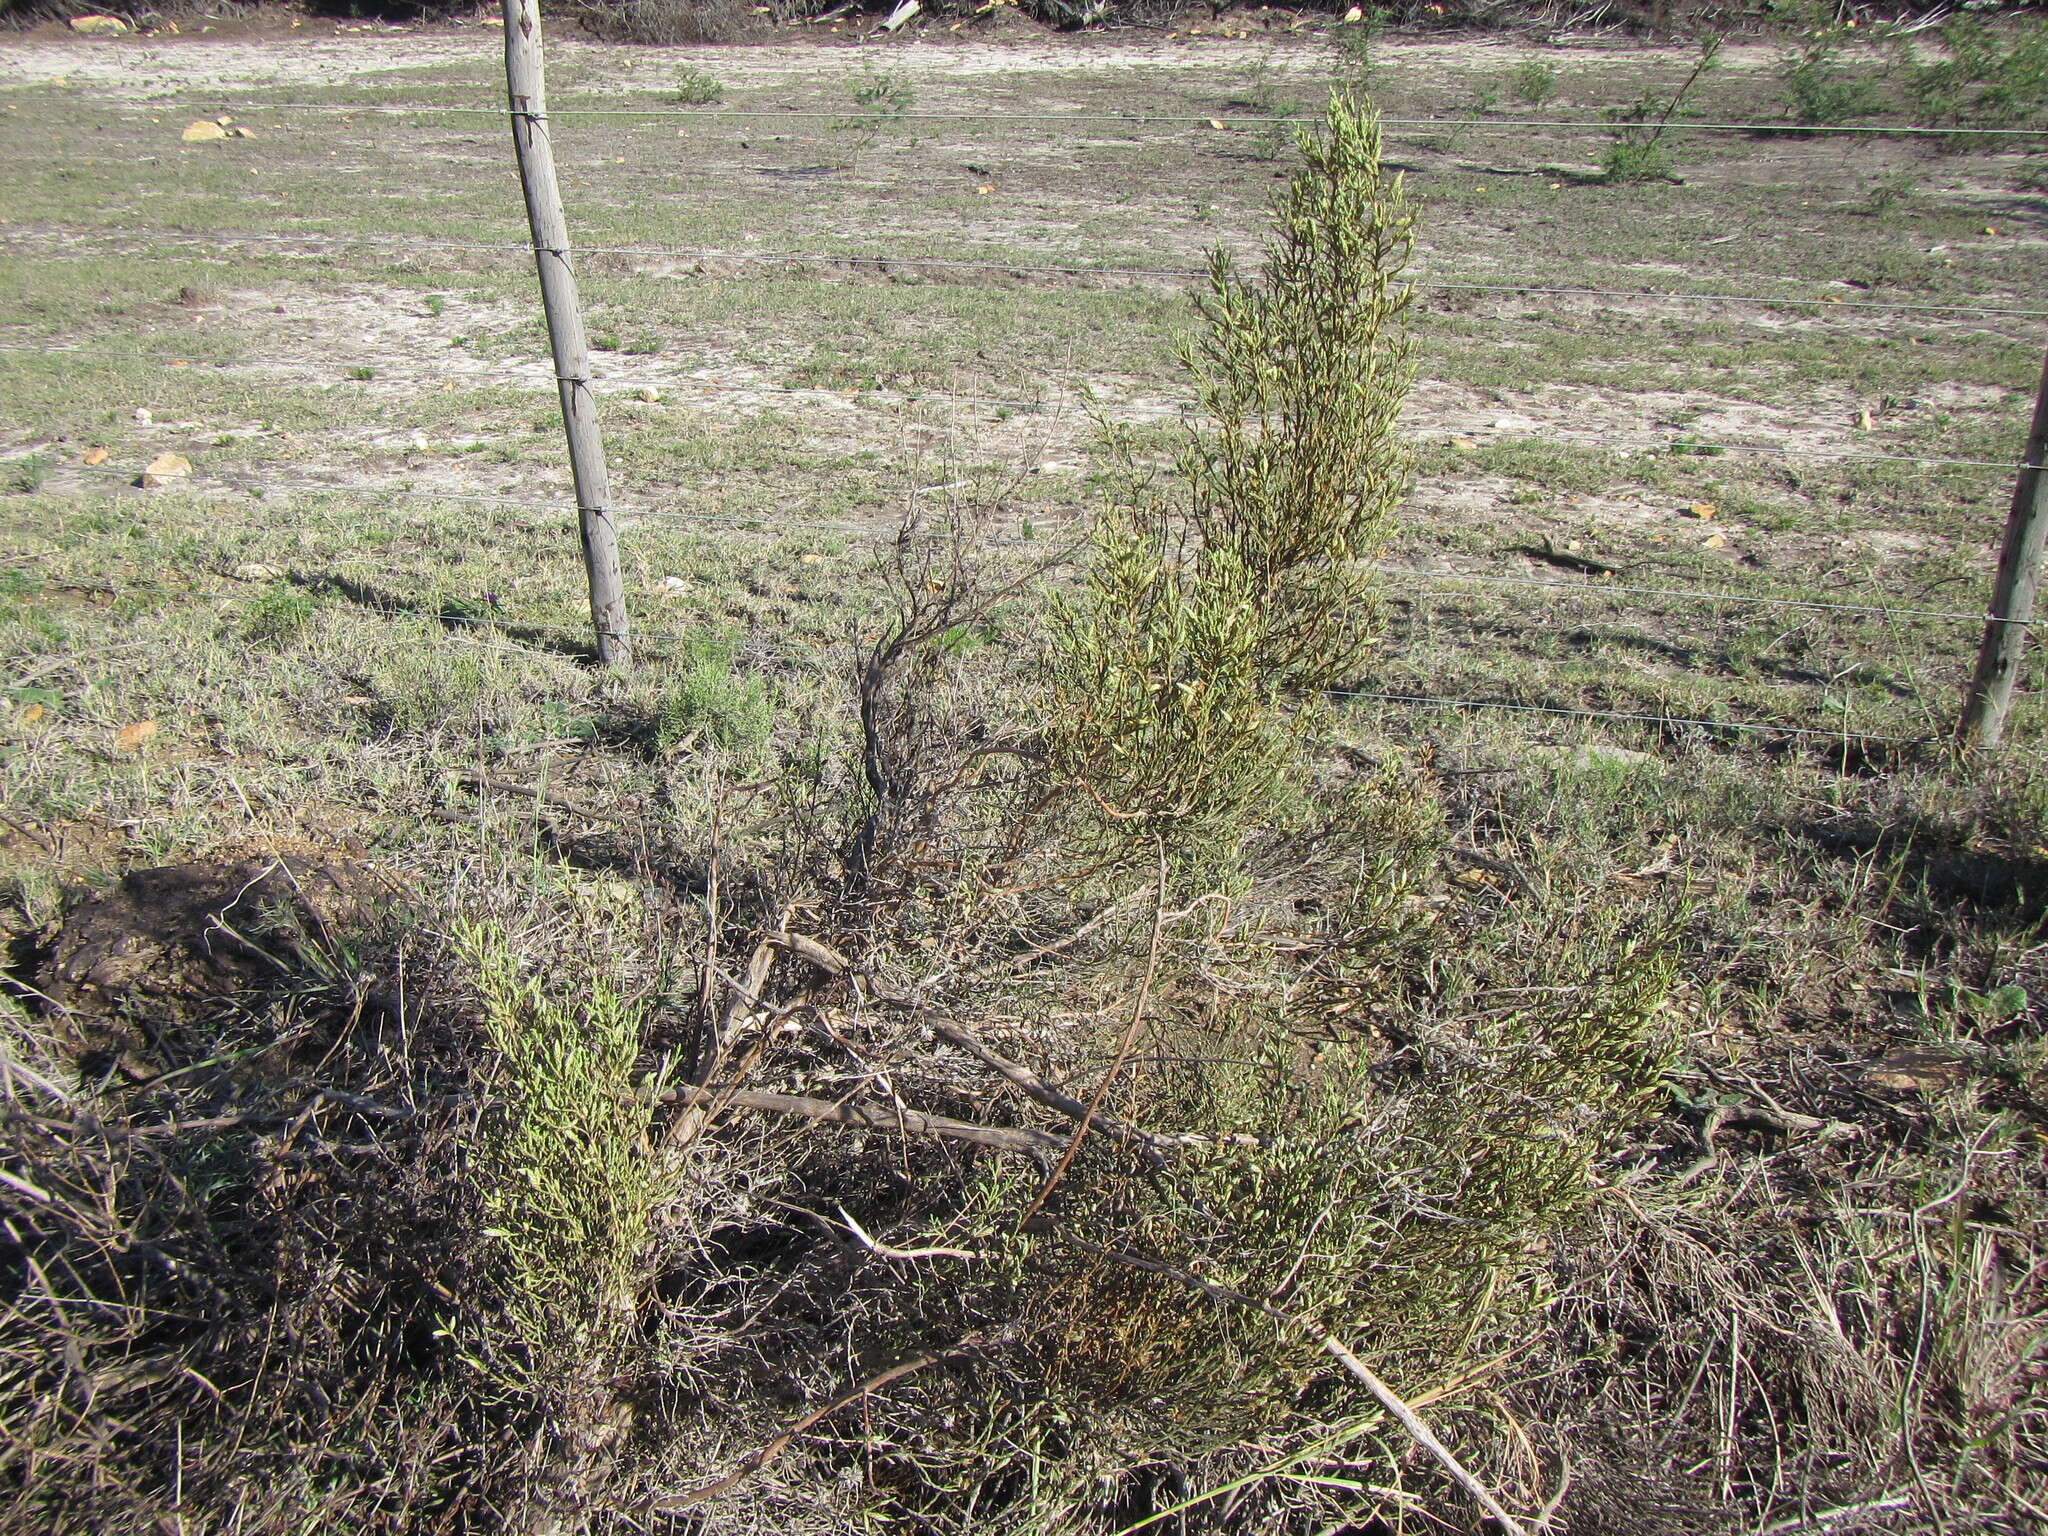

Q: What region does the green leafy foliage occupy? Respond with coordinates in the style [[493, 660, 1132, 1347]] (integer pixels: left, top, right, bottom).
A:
[[1509, 57, 1559, 107], [656, 636, 775, 760], [238, 584, 316, 647], [1603, 37, 1720, 184], [1896, 15, 2048, 131], [1779, 23, 1882, 125], [458, 923, 675, 1366], [672, 64, 726, 105], [1047, 93, 1413, 860]]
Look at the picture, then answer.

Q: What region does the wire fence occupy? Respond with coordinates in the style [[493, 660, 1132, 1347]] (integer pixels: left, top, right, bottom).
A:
[[7, 223, 2047, 327], [5, 58, 2045, 757]]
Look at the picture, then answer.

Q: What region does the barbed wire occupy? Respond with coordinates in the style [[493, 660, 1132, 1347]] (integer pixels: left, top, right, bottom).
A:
[[31, 458, 2038, 628], [1332, 689, 1924, 743], [32, 574, 1942, 744], [4, 225, 2044, 324], [1400, 568, 2012, 626], [3, 338, 2036, 477], [193, 100, 2048, 136]]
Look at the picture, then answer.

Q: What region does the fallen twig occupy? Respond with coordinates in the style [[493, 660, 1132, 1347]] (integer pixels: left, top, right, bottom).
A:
[[833, 1205, 980, 1261], [445, 767, 631, 825], [664, 1084, 1066, 1155], [934, 1020, 1176, 1162]]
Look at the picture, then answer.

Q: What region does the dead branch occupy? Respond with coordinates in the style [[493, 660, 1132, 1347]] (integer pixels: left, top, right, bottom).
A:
[[764, 929, 854, 977], [933, 1020, 1176, 1163], [663, 1084, 1066, 1155], [832, 1205, 981, 1262]]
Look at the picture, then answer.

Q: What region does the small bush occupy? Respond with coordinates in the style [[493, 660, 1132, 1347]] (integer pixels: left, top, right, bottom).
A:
[[672, 64, 725, 104], [1510, 57, 1559, 106], [458, 923, 675, 1369], [1896, 15, 2048, 131], [656, 637, 775, 759], [1602, 137, 1676, 183], [1779, 25, 1881, 126], [848, 60, 915, 118], [239, 583, 315, 647], [1047, 93, 1413, 860]]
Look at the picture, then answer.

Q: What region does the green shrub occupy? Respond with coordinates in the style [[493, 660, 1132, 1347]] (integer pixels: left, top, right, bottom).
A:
[[656, 637, 775, 760], [1509, 57, 1559, 106], [458, 924, 675, 1366], [239, 583, 315, 647], [848, 61, 915, 118], [1046, 93, 1413, 860], [1896, 15, 2048, 131], [672, 64, 725, 105], [1779, 25, 1882, 126], [1604, 37, 1719, 185]]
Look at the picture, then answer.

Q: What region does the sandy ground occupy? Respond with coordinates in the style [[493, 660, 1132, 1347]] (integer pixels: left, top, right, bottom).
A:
[[0, 29, 1782, 99]]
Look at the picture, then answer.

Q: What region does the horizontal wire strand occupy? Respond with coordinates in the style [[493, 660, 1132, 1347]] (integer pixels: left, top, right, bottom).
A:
[[159, 100, 2048, 135], [30, 459, 2035, 626], [1333, 689, 1923, 742], [4, 225, 2045, 323]]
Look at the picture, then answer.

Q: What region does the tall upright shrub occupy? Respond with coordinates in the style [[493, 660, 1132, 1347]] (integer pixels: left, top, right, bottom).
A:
[[1045, 93, 1414, 857]]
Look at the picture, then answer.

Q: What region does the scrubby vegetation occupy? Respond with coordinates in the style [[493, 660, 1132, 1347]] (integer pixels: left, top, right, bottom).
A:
[[4, 23, 2048, 1536]]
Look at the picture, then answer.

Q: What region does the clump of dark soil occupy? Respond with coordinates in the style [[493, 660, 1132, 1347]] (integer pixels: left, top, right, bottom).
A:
[[15, 855, 400, 1070]]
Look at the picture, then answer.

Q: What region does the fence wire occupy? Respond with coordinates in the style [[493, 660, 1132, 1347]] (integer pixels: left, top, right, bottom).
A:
[[6, 223, 2046, 326], [33, 458, 2034, 629]]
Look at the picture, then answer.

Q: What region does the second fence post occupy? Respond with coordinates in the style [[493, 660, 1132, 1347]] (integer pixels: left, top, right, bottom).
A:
[[502, 0, 631, 667], [1960, 349, 2048, 749]]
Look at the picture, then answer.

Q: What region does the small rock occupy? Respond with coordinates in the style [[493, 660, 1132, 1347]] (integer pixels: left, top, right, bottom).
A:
[[139, 452, 191, 487], [181, 120, 230, 142], [1680, 501, 1715, 520], [133, 407, 152, 423], [231, 562, 280, 581], [662, 575, 690, 592], [68, 13, 130, 34], [1700, 531, 1727, 549]]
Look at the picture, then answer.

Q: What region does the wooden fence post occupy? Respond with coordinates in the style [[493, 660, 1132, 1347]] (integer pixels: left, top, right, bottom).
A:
[[1959, 348, 2048, 749], [502, 0, 631, 667]]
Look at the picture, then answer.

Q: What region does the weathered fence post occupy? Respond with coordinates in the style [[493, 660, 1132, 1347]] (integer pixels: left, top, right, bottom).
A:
[[502, 0, 631, 667], [1959, 348, 2048, 749]]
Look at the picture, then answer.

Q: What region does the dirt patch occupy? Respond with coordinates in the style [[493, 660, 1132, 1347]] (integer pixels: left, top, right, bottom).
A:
[[23, 855, 401, 1069]]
